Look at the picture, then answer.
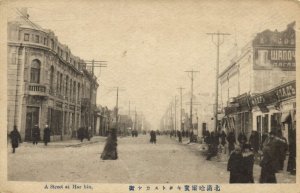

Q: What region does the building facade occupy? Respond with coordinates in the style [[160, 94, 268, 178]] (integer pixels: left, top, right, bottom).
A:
[[219, 22, 296, 141], [7, 9, 98, 141]]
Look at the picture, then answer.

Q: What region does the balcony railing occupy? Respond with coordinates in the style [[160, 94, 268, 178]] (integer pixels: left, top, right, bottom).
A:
[[28, 84, 47, 96]]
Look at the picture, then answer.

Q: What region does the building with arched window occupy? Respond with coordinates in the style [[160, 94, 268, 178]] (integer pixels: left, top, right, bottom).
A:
[[7, 8, 99, 141]]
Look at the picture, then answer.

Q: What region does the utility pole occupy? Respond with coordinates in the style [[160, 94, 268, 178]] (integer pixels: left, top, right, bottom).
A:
[[177, 87, 185, 131], [128, 101, 131, 116], [206, 31, 230, 132], [174, 96, 177, 137], [185, 69, 199, 134]]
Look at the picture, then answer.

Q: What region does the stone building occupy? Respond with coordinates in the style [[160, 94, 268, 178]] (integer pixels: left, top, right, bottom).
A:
[[219, 22, 296, 141], [7, 8, 98, 141]]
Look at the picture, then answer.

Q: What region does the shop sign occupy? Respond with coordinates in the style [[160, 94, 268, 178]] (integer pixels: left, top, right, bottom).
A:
[[254, 48, 295, 70], [250, 95, 265, 106], [275, 81, 296, 101]]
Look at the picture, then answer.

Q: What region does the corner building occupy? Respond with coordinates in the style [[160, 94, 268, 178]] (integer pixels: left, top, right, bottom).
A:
[[7, 9, 98, 141], [219, 22, 296, 141]]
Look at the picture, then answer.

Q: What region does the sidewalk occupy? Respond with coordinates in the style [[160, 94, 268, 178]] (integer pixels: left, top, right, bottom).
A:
[[172, 137, 296, 183], [20, 136, 107, 148]]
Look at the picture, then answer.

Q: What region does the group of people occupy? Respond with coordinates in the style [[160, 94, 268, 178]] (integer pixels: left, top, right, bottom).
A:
[[9, 124, 51, 153], [215, 129, 295, 183], [77, 127, 92, 142]]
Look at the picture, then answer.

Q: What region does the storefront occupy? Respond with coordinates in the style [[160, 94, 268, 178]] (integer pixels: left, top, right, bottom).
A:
[[251, 80, 296, 143]]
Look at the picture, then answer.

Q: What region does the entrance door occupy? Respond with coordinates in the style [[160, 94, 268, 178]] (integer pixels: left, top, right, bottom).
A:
[[25, 107, 39, 141]]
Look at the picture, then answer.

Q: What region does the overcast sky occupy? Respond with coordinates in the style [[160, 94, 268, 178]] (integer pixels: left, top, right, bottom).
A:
[[4, 0, 299, 129]]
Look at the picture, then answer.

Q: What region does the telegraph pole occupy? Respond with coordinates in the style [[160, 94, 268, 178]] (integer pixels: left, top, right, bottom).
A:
[[174, 96, 177, 137], [206, 31, 230, 132], [177, 87, 185, 131], [185, 70, 199, 133]]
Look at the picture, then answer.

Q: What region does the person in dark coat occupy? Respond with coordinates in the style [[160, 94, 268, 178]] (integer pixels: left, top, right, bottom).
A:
[[177, 130, 182, 143], [206, 132, 218, 160], [287, 128, 296, 175], [249, 130, 259, 153], [9, 126, 22, 153], [150, 130, 157, 144], [238, 132, 247, 147], [32, 125, 40, 145], [43, 124, 51, 146], [101, 128, 118, 160], [227, 146, 243, 183], [77, 127, 85, 142], [259, 146, 277, 183], [240, 144, 254, 183], [220, 130, 227, 147], [226, 131, 236, 154], [277, 130, 287, 171]]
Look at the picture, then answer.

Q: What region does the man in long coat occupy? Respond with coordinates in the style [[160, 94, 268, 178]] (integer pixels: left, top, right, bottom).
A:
[[43, 124, 51, 146], [32, 124, 40, 145], [101, 128, 118, 160], [9, 126, 22, 153]]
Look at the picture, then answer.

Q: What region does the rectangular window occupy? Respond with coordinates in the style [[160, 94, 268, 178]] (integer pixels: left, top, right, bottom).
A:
[[24, 33, 30, 41], [35, 35, 39, 43], [44, 37, 47, 45], [50, 39, 54, 49]]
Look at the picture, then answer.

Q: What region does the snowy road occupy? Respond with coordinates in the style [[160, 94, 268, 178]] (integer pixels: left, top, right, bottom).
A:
[[8, 135, 229, 183]]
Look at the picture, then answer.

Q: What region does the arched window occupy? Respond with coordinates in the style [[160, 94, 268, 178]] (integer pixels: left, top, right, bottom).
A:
[[30, 59, 41, 83], [50, 66, 54, 93]]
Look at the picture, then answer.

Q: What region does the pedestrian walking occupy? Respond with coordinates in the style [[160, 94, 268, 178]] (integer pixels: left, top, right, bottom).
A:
[[227, 146, 243, 183], [259, 146, 277, 183], [32, 124, 40, 145], [226, 131, 236, 154], [238, 132, 247, 147], [220, 130, 227, 147], [101, 128, 118, 160], [240, 144, 254, 183], [77, 127, 85, 142], [206, 132, 218, 160], [249, 130, 259, 153], [277, 130, 287, 171], [150, 130, 157, 144], [9, 126, 22, 153], [43, 124, 51, 146], [287, 128, 296, 175], [178, 130, 182, 143]]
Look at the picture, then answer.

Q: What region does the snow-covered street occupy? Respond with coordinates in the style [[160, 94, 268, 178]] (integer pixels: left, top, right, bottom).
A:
[[8, 135, 295, 183]]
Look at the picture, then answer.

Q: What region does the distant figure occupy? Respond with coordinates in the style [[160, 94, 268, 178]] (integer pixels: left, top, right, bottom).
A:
[[259, 146, 277, 183], [43, 124, 51, 146], [177, 130, 182, 143], [9, 126, 22, 153], [77, 127, 85, 142], [227, 146, 243, 183], [220, 130, 227, 147], [226, 131, 236, 154], [150, 130, 157, 144], [240, 144, 254, 183], [101, 128, 118, 160], [32, 124, 40, 145]]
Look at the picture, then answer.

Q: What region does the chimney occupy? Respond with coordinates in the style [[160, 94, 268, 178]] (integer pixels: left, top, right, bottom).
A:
[[19, 8, 29, 19]]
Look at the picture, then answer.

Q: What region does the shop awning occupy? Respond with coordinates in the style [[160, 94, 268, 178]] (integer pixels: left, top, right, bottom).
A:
[[281, 112, 291, 123]]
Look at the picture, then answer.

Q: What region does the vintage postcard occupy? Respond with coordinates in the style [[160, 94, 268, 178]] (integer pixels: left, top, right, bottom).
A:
[[0, 0, 299, 193]]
